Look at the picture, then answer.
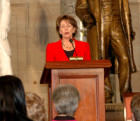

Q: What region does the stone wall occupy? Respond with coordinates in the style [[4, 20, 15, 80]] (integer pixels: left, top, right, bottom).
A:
[[10, 0, 61, 120]]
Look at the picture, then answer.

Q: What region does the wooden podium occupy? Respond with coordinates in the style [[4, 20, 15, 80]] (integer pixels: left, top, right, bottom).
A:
[[40, 60, 111, 121]]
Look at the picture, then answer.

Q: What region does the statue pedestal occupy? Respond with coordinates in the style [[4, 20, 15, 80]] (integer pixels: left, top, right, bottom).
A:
[[105, 103, 124, 121]]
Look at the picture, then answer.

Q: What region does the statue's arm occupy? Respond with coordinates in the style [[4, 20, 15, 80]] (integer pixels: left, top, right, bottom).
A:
[[0, 0, 11, 40], [122, 0, 135, 41], [75, 0, 95, 28], [0, 0, 11, 31]]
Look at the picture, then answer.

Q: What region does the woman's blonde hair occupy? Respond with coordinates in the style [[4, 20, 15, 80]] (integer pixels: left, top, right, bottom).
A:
[[26, 92, 47, 121]]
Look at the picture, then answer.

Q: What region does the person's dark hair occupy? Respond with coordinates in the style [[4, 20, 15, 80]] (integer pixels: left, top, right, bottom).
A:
[[131, 95, 140, 121], [52, 84, 80, 116], [0, 75, 32, 121], [56, 14, 78, 38]]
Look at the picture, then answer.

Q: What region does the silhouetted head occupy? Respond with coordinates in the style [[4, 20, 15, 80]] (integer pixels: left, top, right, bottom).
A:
[[0, 75, 32, 121]]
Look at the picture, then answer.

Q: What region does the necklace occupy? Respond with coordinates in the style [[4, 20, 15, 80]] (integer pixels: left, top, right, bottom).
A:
[[62, 42, 72, 49]]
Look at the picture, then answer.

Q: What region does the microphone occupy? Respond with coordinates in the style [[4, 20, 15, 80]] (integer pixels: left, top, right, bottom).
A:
[[69, 39, 73, 43], [69, 39, 75, 49], [69, 39, 77, 57]]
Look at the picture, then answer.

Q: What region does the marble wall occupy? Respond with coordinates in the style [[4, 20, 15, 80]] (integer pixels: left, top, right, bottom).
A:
[[8, 0, 140, 120], [10, 0, 61, 120], [125, 0, 140, 100]]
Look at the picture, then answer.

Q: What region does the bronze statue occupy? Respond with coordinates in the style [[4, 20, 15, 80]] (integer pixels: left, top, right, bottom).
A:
[[76, 0, 137, 102]]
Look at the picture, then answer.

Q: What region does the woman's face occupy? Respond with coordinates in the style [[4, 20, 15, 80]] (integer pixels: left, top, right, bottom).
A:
[[59, 20, 75, 39]]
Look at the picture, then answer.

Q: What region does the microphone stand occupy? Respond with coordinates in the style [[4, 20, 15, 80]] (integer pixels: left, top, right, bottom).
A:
[[69, 39, 83, 61]]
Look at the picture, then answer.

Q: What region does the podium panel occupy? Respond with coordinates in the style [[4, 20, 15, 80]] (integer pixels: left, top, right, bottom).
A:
[[40, 60, 111, 121], [51, 68, 105, 121]]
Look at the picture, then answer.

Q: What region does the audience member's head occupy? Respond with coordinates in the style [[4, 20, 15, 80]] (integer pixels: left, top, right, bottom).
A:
[[25, 92, 47, 121], [131, 95, 140, 121], [0, 75, 32, 121], [52, 84, 80, 116]]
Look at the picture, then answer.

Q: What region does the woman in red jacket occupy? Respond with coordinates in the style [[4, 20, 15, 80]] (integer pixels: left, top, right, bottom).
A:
[[46, 15, 91, 61]]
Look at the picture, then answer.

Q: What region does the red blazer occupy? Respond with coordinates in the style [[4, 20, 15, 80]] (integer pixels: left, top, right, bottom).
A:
[[46, 39, 91, 61]]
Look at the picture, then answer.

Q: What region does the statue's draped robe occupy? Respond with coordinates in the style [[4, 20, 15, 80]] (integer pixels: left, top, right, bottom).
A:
[[0, 0, 12, 75]]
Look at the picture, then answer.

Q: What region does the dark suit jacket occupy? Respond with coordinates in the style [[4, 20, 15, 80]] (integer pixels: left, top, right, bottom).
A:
[[46, 39, 91, 61], [53, 115, 76, 120]]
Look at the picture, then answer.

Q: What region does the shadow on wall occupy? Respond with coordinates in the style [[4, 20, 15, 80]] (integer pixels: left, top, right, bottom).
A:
[[38, 9, 49, 51]]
